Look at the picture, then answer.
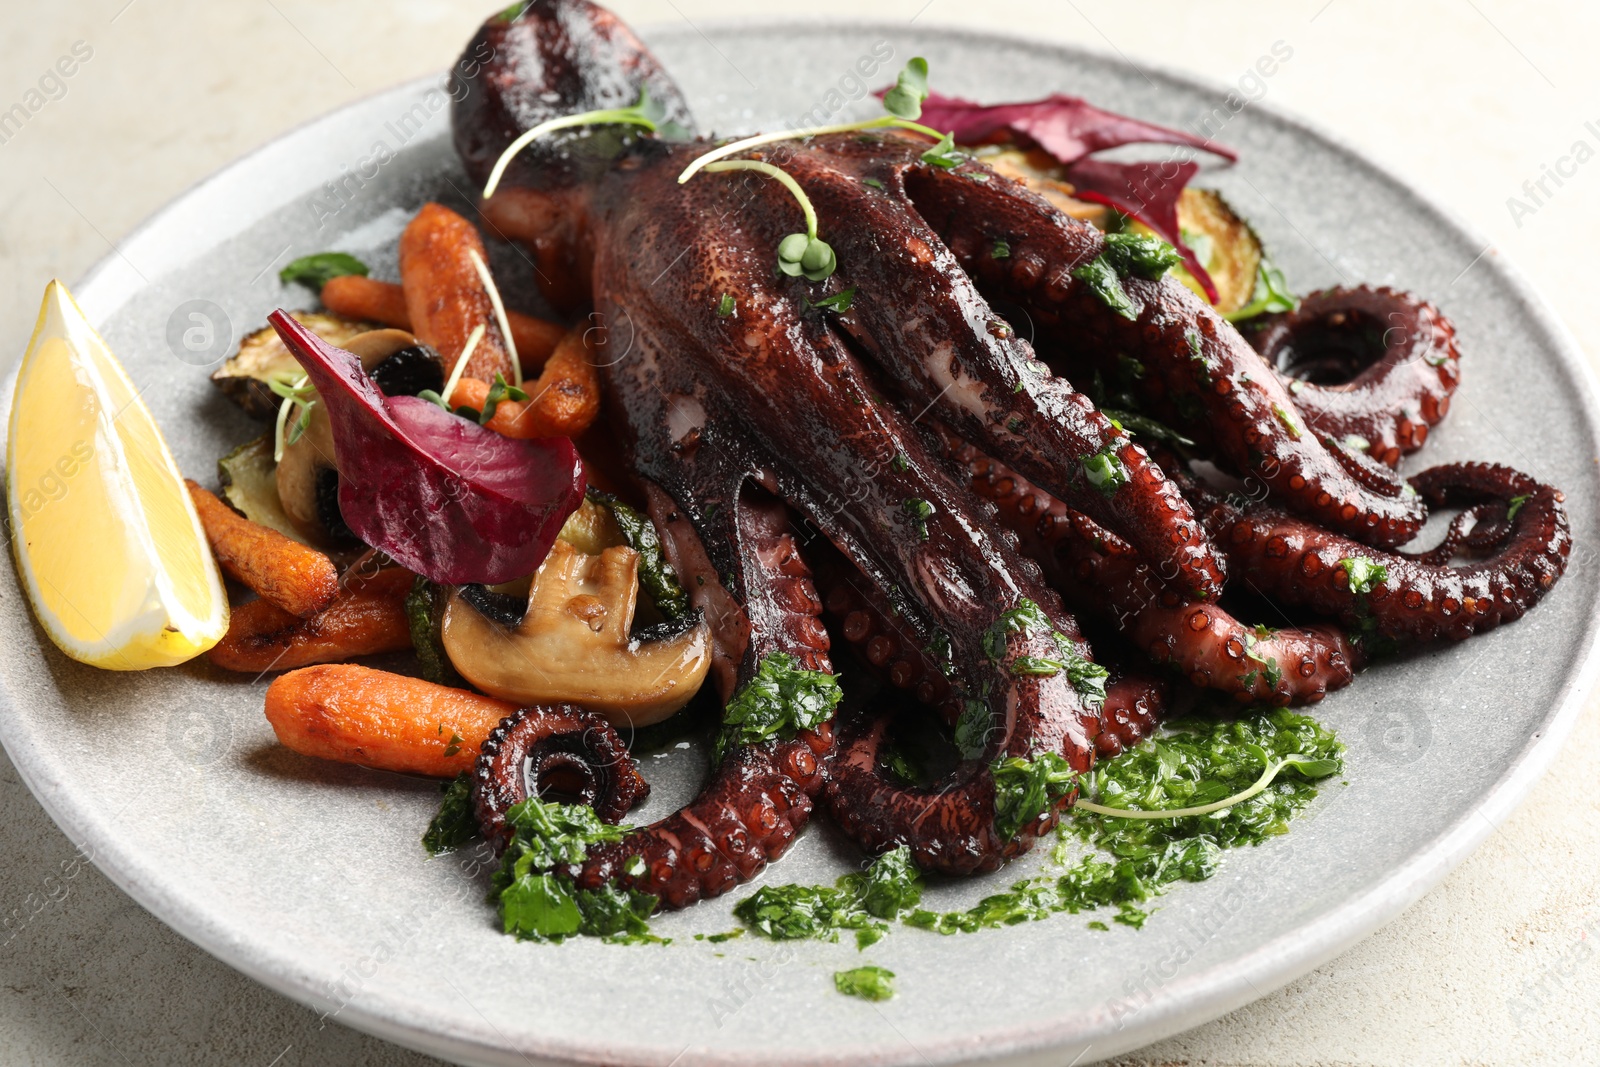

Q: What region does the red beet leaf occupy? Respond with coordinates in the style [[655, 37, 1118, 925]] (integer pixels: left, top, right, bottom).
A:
[[915, 91, 1237, 165], [1062, 158, 1218, 302], [269, 310, 585, 585], [902, 91, 1235, 301]]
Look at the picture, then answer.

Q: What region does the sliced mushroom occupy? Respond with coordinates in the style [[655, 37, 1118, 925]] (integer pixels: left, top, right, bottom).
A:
[[275, 329, 445, 545], [441, 539, 711, 728], [212, 311, 373, 418]]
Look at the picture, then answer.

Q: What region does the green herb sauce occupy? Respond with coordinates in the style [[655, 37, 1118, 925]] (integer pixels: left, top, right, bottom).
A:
[[422, 773, 479, 856], [739, 709, 1341, 957], [490, 796, 666, 945], [714, 652, 842, 762], [834, 965, 896, 1001], [733, 845, 925, 948]]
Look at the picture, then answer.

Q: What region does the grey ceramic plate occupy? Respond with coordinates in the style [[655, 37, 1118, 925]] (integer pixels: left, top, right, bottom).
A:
[[3, 18, 1598, 1067]]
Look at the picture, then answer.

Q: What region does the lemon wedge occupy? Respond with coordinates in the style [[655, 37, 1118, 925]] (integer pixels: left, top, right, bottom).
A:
[[7, 281, 228, 669]]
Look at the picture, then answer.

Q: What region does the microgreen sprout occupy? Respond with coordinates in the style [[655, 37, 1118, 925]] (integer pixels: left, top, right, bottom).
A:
[[428, 323, 486, 409], [477, 372, 529, 425], [806, 287, 857, 313], [269, 374, 318, 463], [481, 87, 683, 200], [881, 57, 929, 119], [702, 159, 838, 280], [467, 247, 521, 387], [673, 59, 955, 282], [1075, 752, 1338, 819]]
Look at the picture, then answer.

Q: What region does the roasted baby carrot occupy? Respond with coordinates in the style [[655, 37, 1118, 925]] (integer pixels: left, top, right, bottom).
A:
[[207, 566, 414, 673], [187, 480, 338, 618], [449, 327, 600, 440], [264, 664, 518, 776], [320, 274, 564, 371], [320, 273, 411, 330], [400, 202, 515, 383]]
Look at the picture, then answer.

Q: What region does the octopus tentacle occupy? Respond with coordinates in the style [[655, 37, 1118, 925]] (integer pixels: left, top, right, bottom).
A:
[[1248, 286, 1461, 468], [905, 160, 1428, 550], [1195, 462, 1570, 644], [779, 136, 1226, 602], [1095, 671, 1169, 758], [572, 489, 835, 909], [814, 549, 1166, 757], [474, 704, 650, 853], [947, 431, 1360, 706], [591, 141, 1102, 873], [452, 0, 695, 312], [823, 607, 1095, 875]]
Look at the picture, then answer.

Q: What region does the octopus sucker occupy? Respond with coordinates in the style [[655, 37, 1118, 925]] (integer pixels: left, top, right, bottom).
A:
[[899, 160, 1428, 550], [1190, 462, 1570, 645], [940, 429, 1361, 706], [445, 0, 1572, 905]]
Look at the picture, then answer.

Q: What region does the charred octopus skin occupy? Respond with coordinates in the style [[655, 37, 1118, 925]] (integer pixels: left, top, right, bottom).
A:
[[452, 1, 693, 312], [1247, 286, 1462, 469], [450, 0, 1572, 898], [912, 167, 1431, 550], [454, 0, 1104, 886]]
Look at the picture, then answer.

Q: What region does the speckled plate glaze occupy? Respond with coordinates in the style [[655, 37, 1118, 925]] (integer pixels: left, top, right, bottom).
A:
[[2, 19, 1598, 1067]]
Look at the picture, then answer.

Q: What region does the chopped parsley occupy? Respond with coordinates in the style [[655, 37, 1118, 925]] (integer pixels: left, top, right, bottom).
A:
[[982, 600, 1109, 706], [735, 709, 1341, 961], [861, 177, 886, 190], [716, 293, 735, 317], [902, 497, 935, 540], [1271, 403, 1303, 440], [1102, 409, 1196, 448], [1071, 255, 1135, 319], [1102, 232, 1182, 279], [808, 286, 857, 313], [1071, 233, 1181, 320], [922, 629, 955, 676], [734, 846, 924, 947], [1081, 444, 1130, 498], [1340, 556, 1390, 595], [279, 251, 368, 290], [489, 797, 665, 944], [992, 752, 1080, 841], [1507, 494, 1530, 521], [920, 132, 962, 168], [953, 699, 992, 760], [993, 239, 1011, 259], [422, 773, 479, 856], [1242, 628, 1283, 691], [834, 965, 896, 1001], [847, 845, 925, 919], [908, 708, 1343, 935], [890, 451, 909, 473], [715, 652, 842, 762]]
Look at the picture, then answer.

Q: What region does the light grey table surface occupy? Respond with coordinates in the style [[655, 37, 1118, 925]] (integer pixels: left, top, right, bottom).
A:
[[2, 1, 1598, 1064]]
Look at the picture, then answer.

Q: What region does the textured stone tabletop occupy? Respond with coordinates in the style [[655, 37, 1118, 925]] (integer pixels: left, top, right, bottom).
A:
[[2, 1, 1597, 1064]]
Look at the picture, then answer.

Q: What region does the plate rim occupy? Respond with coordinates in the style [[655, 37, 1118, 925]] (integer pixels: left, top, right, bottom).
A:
[[3, 17, 1598, 1066]]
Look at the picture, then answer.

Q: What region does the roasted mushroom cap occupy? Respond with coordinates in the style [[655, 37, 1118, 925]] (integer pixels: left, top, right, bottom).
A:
[[275, 329, 444, 545], [212, 311, 373, 418], [441, 539, 711, 728]]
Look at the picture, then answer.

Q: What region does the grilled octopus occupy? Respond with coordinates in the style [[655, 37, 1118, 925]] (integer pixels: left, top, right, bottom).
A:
[[446, 0, 1569, 908]]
